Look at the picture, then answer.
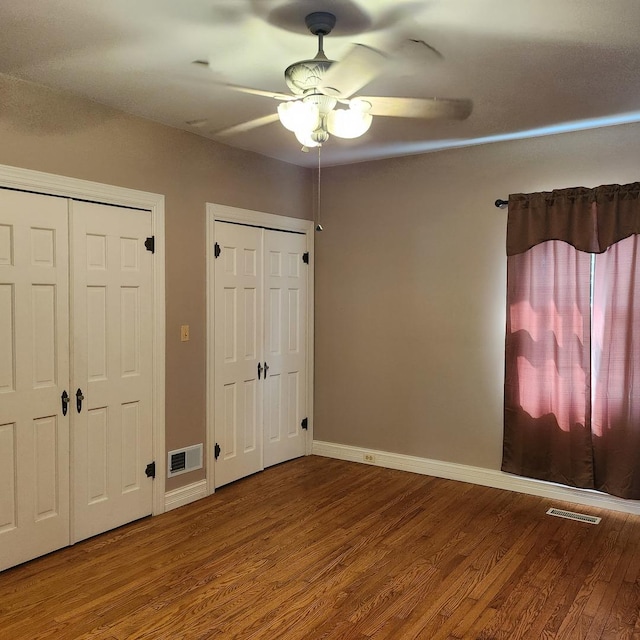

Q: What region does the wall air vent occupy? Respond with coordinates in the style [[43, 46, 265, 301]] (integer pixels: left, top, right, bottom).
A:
[[546, 508, 601, 525], [167, 444, 203, 478]]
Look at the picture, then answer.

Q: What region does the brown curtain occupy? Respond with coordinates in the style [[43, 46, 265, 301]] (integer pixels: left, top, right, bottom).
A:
[[502, 182, 640, 499], [592, 235, 640, 498]]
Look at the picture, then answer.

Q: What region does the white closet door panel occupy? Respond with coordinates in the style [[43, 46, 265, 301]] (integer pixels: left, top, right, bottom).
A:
[[86, 406, 108, 503], [263, 230, 307, 467], [33, 415, 61, 518], [0, 283, 14, 393], [0, 422, 17, 533], [0, 190, 70, 572], [71, 201, 153, 543], [214, 222, 263, 488], [32, 284, 57, 387], [121, 401, 142, 492]]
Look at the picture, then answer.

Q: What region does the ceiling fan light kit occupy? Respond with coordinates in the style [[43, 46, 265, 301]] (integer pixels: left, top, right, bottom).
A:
[[277, 91, 373, 147]]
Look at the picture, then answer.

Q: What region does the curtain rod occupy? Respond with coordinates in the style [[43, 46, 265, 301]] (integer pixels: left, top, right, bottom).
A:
[[495, 199, 508, 208]]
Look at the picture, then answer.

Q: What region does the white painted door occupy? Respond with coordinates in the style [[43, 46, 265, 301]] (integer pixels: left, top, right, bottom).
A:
[[213, 222, 308, 487], [214, 222, 263, 488], [263, 230, 308, 467], [71, 201, 154, 542], [0, 190, 70, 571]]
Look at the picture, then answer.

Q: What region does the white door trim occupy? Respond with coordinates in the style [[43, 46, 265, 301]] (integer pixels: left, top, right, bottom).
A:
[[206, 203, 314, 495], [0, 163, 166, 516]]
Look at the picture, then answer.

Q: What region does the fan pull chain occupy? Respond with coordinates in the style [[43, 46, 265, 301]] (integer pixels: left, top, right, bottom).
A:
[[316, 145, 323, 231]]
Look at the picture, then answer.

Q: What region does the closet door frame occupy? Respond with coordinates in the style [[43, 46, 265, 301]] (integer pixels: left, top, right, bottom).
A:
[[205, 203, 314, 495], [0, 163, 166, 517]]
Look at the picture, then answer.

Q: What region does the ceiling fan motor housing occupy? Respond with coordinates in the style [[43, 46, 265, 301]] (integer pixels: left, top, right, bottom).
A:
[[284, 59, 334, 94], [304, 12, 336, 36], [284, 12, 337, 95]]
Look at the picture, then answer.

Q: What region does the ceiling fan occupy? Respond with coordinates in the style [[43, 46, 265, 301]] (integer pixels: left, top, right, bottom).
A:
[[199, 11, 472, 150]]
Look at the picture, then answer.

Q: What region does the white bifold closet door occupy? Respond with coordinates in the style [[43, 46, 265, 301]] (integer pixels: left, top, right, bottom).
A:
[[71, 201, 154, 543], [263, 229, 308, 468], [214, 222, 307, 488], [0, 191, 70, 570], [0, 190, 154, 571]]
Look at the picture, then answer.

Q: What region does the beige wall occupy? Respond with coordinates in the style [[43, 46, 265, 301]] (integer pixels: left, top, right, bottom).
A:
[[315, 123, 640, 471], [4, 71, 640, 488], [0, 75, 312, 490]]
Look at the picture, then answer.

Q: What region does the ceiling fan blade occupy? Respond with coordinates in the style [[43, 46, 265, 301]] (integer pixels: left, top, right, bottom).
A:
[[218, 83, 295, 102], [399, 38, 444, 62], [319, 44, 388, 99], [215, 113, 280, 137], [359, 96, 473, 120], [191, 63, 294, 102]]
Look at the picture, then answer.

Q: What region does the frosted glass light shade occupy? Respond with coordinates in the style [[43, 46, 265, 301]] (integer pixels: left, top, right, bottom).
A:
[[326, 106, 373, 139], [277, 101, 319, 133], [295, 126, 330, 147], [303, 93, 338, 115], [294, 129, 321, 148]]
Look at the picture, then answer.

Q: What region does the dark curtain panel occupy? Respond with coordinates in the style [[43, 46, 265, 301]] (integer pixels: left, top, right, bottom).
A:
[[592, 235, 640, 499], [503, 241, 594, 488], [503, 182, 640, 499]]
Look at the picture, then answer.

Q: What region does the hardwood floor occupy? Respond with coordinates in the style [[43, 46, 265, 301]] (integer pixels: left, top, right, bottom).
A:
[[1, 456, 639, 639]]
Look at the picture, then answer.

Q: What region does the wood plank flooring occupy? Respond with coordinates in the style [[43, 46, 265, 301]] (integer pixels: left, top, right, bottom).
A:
[[1, 455, 639, 639]]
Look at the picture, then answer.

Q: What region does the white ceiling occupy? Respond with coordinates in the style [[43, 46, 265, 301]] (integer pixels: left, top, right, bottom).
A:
[[1, 0, 640, 168]]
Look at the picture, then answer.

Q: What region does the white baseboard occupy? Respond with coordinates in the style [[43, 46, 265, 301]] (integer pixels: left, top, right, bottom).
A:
[[312, 440, 640, 516], [164, 479, 208, 512]]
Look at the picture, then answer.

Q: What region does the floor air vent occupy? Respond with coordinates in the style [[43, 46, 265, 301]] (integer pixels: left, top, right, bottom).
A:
[[167, 444, 203, 478], [546, 508, 601, 525]]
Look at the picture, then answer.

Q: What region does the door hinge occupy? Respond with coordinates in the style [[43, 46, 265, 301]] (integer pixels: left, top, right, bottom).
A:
[[301, 417, 308, 430], [214, 242, 221, 258], [302, 251, 309, 264], [144, 236, 155, 253], [214, 443, 221, 460], [145, 461, 156, 478]]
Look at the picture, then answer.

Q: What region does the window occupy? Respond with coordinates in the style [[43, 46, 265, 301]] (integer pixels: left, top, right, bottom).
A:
[[502, 184, 640, 499]]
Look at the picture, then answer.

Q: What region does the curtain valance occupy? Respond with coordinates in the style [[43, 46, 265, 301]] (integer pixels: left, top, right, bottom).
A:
[[507, 182, 640, 256]]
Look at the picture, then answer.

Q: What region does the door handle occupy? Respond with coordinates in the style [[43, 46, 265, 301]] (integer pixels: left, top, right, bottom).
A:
[[61, 390, 70, 416], [257, 362, 263, 380], [76, 388, 85, 413], [264, 362, 269, 377]]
